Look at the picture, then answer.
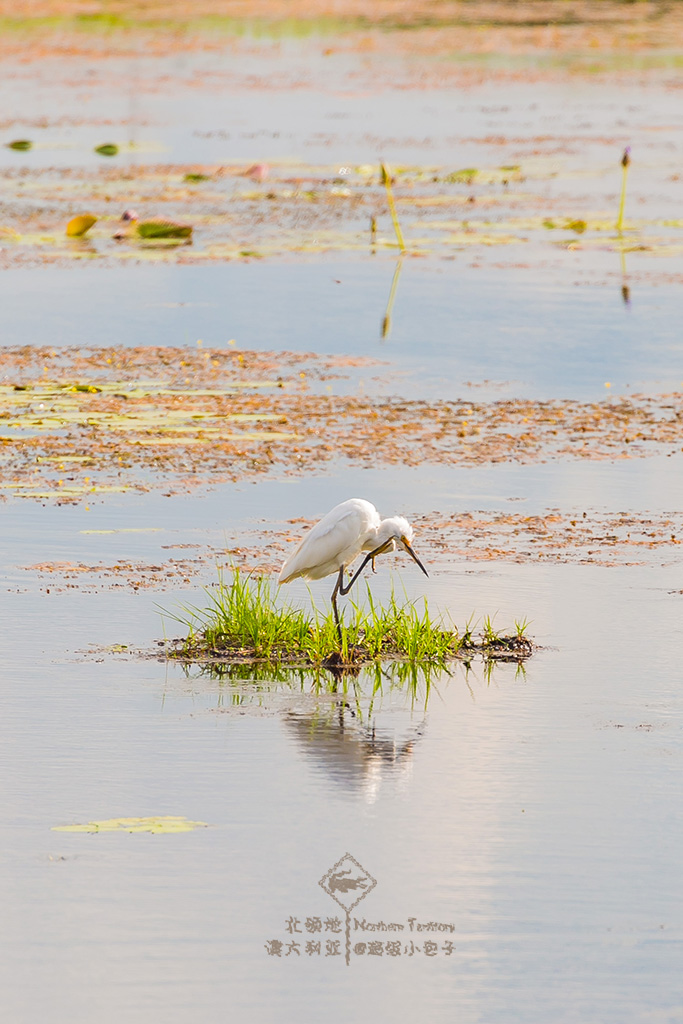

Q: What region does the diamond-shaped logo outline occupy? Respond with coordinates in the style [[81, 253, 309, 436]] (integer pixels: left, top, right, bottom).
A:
[[319, 852, 377, 913]]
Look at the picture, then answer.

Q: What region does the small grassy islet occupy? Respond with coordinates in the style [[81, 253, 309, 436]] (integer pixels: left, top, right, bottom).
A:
[[164, 567, 533, 669]]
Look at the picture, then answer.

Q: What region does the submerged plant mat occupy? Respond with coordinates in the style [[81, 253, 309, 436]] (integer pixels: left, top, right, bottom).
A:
[[22, 556, 204, 592], [52, 815, 208, 833], [0, 344, 376, 501], [3, 345, 683, 504], [253, 507, 683, 574], [3, 160, 683, 269], [17, 507, 683, 599], [1, 1, 682, 62], [2, 2, 683, 270]]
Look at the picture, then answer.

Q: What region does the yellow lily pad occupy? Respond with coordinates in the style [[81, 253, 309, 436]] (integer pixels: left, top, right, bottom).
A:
[[66, 214, 97, 238], [53, 816, 209, 834]]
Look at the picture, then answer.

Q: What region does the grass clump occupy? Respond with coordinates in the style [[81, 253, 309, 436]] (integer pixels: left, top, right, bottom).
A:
[[165, 568, 533, 669]]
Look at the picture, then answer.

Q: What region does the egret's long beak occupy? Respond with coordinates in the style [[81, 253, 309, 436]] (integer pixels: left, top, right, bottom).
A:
[[402, 538, 429, 578]]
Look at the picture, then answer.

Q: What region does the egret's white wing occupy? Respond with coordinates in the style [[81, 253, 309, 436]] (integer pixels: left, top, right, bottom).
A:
[[278, 500, 378, 583]]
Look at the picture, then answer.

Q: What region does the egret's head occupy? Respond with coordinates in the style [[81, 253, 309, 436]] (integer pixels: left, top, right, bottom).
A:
[[378, 517, 428, 577]]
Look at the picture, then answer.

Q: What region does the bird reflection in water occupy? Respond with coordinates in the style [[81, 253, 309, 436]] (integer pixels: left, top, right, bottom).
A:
[[283, 704, 424, 804]]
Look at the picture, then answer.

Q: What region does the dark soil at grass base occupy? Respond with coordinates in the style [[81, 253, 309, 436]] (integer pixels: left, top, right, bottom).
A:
[[161, 630, 534, 670]]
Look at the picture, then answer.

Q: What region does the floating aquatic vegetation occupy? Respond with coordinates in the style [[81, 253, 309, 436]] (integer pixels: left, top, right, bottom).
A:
[[0, 153, 677, 266], [16, 503, 683, 602], [65, 214, 97, 237], [2, 345, 683, 505], [413, 508, 683, 568], [443, 165, 522, 185], [53, 816, 208, 833], [444, 168, 479, 184], [0, 344, 378, 502], [137, 220, 193, 239], [24, 555, 202, 591]]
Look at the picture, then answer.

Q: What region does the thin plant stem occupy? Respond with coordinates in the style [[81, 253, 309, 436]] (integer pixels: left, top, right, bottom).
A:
[[381, 257, 404, 339], [381, 162, 406, 252], [616, 146, 630, 233]]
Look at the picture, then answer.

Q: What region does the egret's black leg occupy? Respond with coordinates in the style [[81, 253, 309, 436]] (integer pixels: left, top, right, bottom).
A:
[[339, 544, 388, 596], [330, 565, 345, 645], [331, 543, 390, 651]]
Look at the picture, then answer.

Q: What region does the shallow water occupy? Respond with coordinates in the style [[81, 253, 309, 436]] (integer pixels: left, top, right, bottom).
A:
[[3, 43, 683, 176], [2, 551, 683, 1023], [4, 270, 683, 1020], [3, 19, 683, 1024], [3, 448, 683, 1024], [3, 261, 683, 402]]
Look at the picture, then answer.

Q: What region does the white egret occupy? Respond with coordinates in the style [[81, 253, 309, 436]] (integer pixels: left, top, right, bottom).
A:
[[278, 498, 428, 641]]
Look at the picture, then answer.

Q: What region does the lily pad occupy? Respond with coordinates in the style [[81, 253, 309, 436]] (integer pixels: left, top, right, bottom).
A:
[[137, 221, 193, 239], [66, 215, 97, 238], [444, 167, 479, 183]]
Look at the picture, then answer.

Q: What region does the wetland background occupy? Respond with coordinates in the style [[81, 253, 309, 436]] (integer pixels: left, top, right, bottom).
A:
[[2, 2, 683, 1021]]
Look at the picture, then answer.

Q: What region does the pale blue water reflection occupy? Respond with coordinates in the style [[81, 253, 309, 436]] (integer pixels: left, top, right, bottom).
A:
[[2, 261, 683, 401]]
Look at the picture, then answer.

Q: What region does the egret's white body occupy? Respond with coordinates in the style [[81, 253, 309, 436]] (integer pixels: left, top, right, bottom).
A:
[[278, 498, 413, 583], [278, 498, 428, 642]]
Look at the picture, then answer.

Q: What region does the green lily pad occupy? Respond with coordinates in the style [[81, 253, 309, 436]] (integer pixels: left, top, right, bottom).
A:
[[137, 221, 193, 239], [444, 167, 479, 183], [566, 219, 587, 234]]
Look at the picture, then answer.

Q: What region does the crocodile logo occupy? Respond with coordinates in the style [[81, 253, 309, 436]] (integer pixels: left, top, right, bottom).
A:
[[319, 853, 377, 912]]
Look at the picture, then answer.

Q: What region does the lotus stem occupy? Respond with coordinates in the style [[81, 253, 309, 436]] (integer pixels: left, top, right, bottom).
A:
[[381, 258, 404, 339], [616, 146, 630, 233], [381, 162, 406, 252]]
